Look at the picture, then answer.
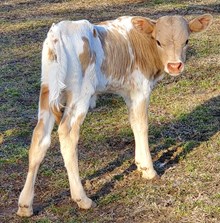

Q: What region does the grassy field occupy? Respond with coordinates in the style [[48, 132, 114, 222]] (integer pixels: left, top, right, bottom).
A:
[[0, 0, 220, 222]]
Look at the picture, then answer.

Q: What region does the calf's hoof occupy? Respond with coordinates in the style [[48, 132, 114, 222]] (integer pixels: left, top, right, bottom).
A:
[[17, 205, 33, 217], [76, 197, 95, 210], [141, 168, 158, 180]]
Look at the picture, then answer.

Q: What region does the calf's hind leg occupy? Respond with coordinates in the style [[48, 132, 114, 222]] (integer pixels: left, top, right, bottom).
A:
[[17, 84, 55, 217], [58, 94, 94, 209]]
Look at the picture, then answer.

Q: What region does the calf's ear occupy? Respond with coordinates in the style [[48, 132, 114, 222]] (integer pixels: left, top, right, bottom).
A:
[[132, 17, 156, 34], [189, 14, 213, 33]]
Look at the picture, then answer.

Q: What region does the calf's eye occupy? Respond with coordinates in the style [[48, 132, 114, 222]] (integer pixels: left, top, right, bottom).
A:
[[185, 39, 189, 45], [156, 40, 161, 47]]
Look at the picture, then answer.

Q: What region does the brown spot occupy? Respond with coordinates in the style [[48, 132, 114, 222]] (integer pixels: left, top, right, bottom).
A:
[[140, 167, 149, 171], [51, 90, 74, 125], [79, 37, 96, 76], [97, 27, 133, 80], [19, 204, 29, 208], [40, 85, 67, 125], [93, 29, 97, 38], [59, 90, 73, 126], [48, 48, 57, 61], [51, 105, 62, 124], [30, 119, 44, 156], [53, 38, 58, 43], [33, 119, 44, 137], [40, 85, 49, 111]]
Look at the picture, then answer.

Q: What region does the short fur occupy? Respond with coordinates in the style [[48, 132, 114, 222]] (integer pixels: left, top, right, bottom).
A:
[[17, 14, 213, 217]]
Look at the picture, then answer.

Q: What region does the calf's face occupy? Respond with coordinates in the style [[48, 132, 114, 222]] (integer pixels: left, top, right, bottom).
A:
[[154, 16, 190, 76], [132, 14, 213, 76]]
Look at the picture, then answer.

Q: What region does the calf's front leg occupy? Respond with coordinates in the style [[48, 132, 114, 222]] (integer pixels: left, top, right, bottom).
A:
[[129, 97, 157, 179]]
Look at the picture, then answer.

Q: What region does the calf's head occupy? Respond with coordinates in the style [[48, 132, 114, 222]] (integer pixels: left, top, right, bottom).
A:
[[132, 14, 213, 76]]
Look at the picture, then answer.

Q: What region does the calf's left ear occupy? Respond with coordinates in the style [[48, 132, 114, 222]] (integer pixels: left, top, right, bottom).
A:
[[189, 14, 213, 33]]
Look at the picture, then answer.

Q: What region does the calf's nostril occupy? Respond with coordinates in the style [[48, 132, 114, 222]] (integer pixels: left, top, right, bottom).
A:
[[177, 62, 183, 70]]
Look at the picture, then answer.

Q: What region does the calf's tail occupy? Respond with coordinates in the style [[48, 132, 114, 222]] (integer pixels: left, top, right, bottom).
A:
[[41, 23, 68, 123]]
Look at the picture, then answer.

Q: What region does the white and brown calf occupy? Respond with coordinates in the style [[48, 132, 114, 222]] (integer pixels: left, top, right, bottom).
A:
[[17, 14, 212, 217]]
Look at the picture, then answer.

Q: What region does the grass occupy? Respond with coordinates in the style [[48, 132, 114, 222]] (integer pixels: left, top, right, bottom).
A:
[[0, 0, 220, 222]]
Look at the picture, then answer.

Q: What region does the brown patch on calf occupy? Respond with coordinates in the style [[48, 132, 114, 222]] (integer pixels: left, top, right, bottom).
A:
[[51, 106, 62, 124], [97, 28, 133, 80], [93, 29, 97, 38], [58, 91, 84, 138], [59, 90, 73, 126], [30, 119, 44, 155], [127, 26, 164, 79], [48, 48, 57, 61], [79, 37, 91, 75], [40, 85, 49, 111], [52, 90, 74, 125], [33, 119, 44, 138], [79, 37, 96, 76]]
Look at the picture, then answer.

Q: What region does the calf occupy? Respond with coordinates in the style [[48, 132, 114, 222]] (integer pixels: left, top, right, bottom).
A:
[[17, 14, 212, 217]]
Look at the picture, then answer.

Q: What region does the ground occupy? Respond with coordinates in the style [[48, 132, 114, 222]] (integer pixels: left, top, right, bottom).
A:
[[0, 0, 220, 222]]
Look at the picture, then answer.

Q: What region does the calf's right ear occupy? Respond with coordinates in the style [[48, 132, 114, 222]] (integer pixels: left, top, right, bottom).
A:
[[132, 17, 156, 34], [189, 14, 213, 33]]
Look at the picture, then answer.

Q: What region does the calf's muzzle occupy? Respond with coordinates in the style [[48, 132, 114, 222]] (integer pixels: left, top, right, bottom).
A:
[[167, 62, 184, 75]]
